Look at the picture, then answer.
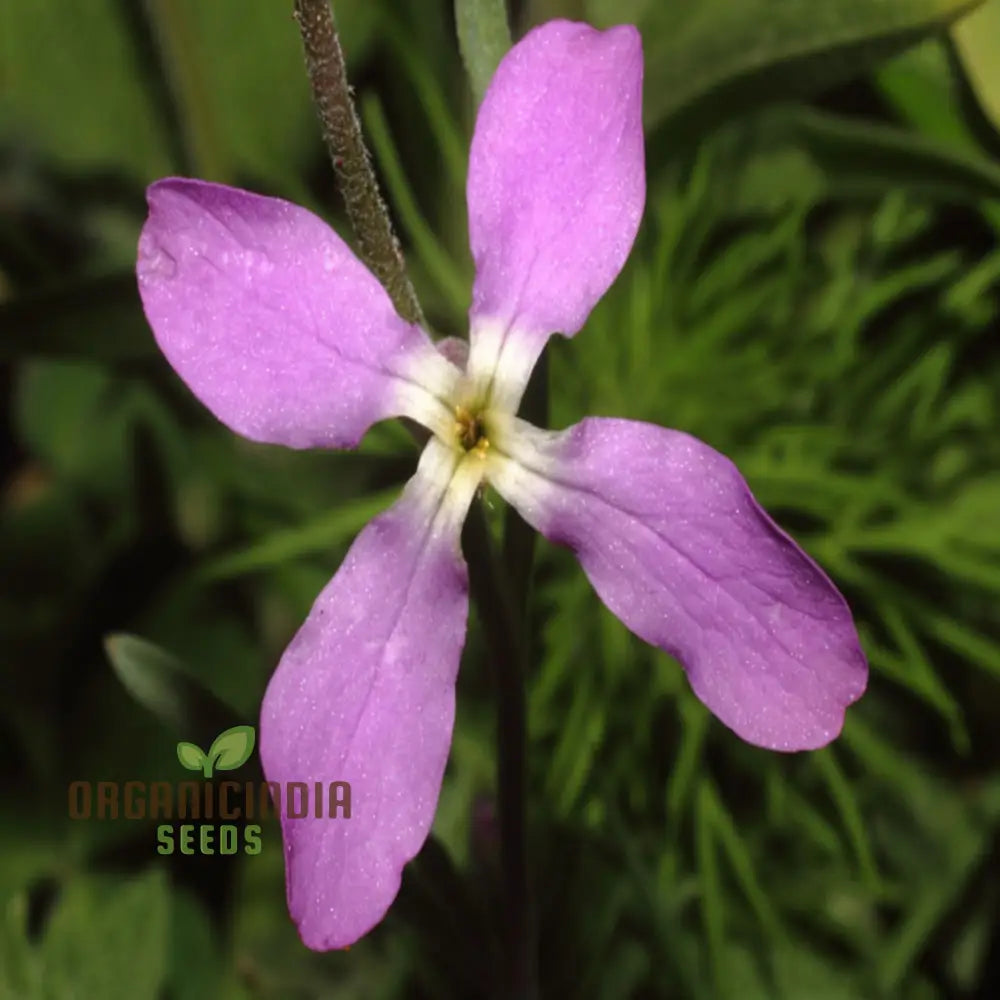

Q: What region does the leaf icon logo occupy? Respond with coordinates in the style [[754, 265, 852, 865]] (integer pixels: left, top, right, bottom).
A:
[[176, 725, 256, 778]]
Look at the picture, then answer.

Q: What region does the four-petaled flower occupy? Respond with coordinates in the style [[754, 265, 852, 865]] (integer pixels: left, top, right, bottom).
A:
[[136, 20, 867, 950]]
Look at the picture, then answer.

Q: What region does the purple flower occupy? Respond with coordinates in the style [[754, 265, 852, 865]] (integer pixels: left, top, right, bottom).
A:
[[136, 20, 867, 949]]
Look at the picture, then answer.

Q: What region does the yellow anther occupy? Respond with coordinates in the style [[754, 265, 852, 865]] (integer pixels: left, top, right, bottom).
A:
[[454, 403, 487, 452]]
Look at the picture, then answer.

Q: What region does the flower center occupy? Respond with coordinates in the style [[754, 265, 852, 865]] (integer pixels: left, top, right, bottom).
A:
[[454, 404, 490, 457]]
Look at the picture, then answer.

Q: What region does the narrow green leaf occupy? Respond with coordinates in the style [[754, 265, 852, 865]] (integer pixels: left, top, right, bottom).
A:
[[842, 717, 928, 799], [781, 788, 844, 856], [734, 106, 1000, 211], [665, 696, 709, 821], [695, 782, 725, 989], [382, 15, 468, 190], [543, 667, 604, 817], [105, 633, 243, 749], [454, 0, 511, 106], [701, 781, 785, 941], [361, 93, 470, 316], [194, 485, 398, 581], [944, 247, 1000, 311], [858, 613, 968, 750], [813, 749, 881, 892], [876, 814, 991, 992]]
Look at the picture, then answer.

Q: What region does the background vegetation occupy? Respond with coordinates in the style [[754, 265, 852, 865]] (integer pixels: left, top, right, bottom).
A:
[[2, 0, 1000, 996]]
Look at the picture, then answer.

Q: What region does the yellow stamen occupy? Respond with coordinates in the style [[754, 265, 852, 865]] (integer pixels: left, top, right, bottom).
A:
[[454, 404, 488, 453]]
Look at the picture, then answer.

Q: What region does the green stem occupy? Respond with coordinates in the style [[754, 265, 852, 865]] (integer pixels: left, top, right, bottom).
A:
[[454, 0, 512, 106], [292, 0, 424, 325], [492, 348, 548, 999], [464, 501, 535, 999]]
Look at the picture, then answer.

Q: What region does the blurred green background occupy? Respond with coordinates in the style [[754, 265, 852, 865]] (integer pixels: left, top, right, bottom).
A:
[[3, 0, 1000, 996]]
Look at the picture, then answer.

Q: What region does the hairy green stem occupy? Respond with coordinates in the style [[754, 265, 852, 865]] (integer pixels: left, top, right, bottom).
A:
[[464, 501, 536, 999], [454, 0, 512, 106], [293, 0, 423, 324]]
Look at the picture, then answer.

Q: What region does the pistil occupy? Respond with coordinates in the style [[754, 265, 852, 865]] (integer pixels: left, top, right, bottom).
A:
[[454, 404, 491, 458]]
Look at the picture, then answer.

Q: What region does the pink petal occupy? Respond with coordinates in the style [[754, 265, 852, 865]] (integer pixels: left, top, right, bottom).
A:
[[489, 417, 868, 750], [465, 21, 645, 408], [137, 179, 456, 449], [259, 439, 479, 949]]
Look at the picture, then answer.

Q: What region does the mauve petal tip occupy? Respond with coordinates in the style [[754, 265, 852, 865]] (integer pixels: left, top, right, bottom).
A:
[[606, 22, 642, 56], [487, 417, 870, 755], [144, 175, 188, 205]]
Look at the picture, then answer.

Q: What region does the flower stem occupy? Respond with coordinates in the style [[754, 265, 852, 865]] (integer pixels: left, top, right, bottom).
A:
[[292, 0, 424, 325], [464, 501, 536, 999], [454, 0, 512, 106]]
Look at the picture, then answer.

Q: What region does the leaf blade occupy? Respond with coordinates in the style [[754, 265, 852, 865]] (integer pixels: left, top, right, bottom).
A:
[[104, 633, 246, 753], [593, 0, 986, 135]]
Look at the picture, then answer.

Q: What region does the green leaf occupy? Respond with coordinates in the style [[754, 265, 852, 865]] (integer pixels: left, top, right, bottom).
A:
[[40, 870, 170, 1000], [952, 0, 1000, 138], [876, 39, 1000, 229], [874, 787, 1000, 992], [382, 15, 468, 191], [813, 749, 881, 891], [732, 106, 1000, 212], [177, 0, 378, 186], [105, 633, 244, 752], [0, 894, 41, 999], [0, 0, 377, 187], [454, 0, 512, 105], [166, 890, 222, 1000], [361, 94, 471, 316], [613, 0, 984, 135], [665, 695, 709, 821], [0, 1, 172, 178], [701, 781, 784, 943], [878, 41, 975, 149], [194, 485, 398, 581], [695, 781, 726, 992], [207, 724, 256, 772]]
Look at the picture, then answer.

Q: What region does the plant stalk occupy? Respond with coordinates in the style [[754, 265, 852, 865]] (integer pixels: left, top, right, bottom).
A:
[[465, 501, 536, 999], [292, 0, 423, 324]]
